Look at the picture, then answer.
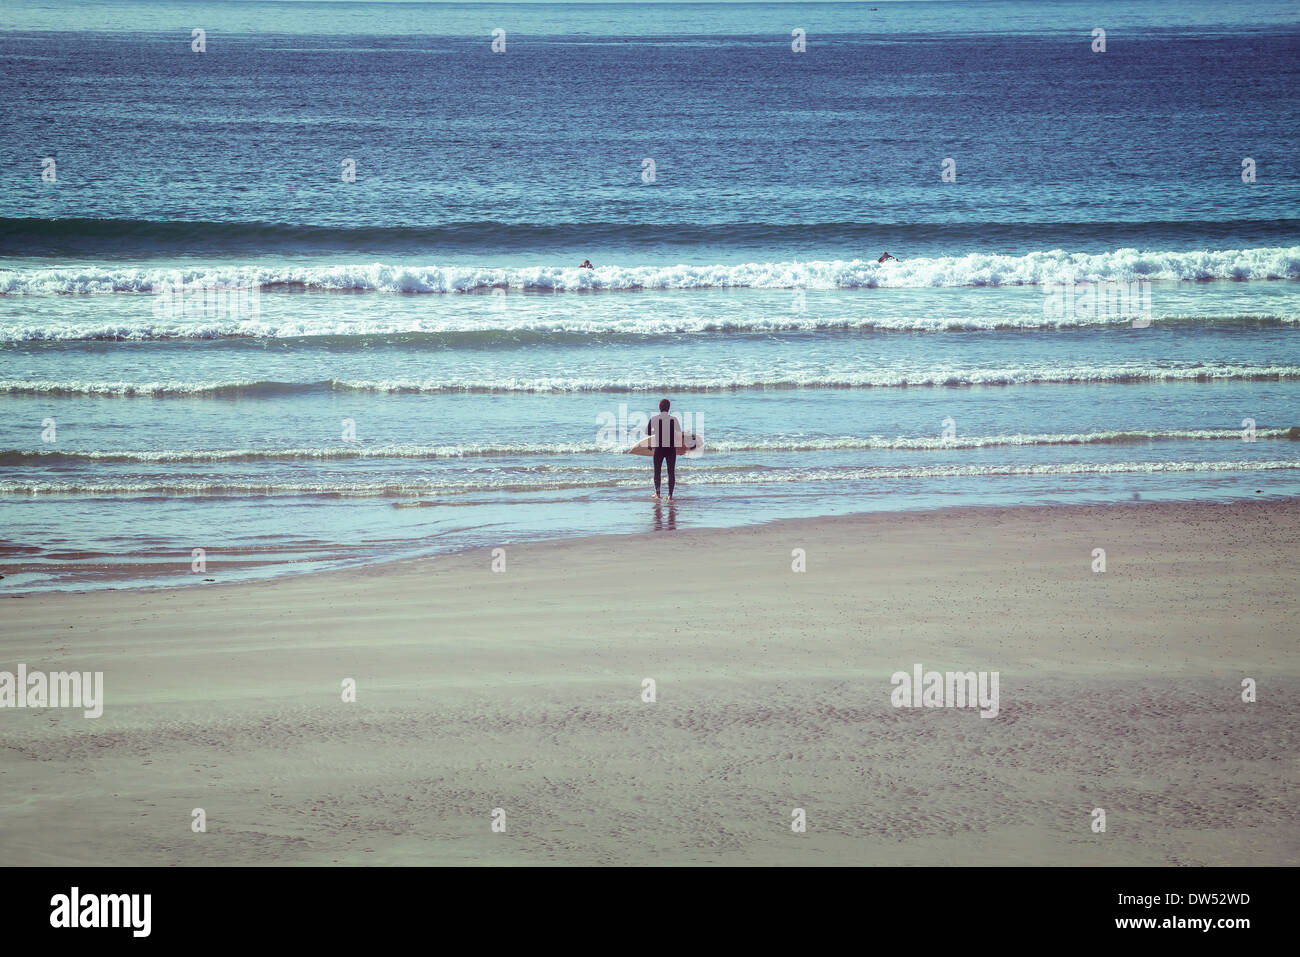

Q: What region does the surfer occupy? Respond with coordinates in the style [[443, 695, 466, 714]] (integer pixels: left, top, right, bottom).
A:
[[877, 251, 897, 263], [646, 398, 682, 502], [579, 259, 594, 269]]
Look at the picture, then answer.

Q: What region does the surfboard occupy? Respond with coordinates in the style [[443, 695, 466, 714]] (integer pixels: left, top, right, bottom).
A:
[[626, 433, 703, 457]]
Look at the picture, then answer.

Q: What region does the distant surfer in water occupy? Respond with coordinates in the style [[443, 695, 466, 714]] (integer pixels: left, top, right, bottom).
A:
[[877, 251, 897, 263], [646, 398, 682, 503], [579, 259, 594, 269]]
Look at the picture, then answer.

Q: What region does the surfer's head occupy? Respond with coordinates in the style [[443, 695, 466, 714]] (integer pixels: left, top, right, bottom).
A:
[[659, 398, 670, 412]]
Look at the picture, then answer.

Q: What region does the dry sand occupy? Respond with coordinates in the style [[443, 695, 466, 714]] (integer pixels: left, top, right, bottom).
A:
[[1, 500, 1296, 866]]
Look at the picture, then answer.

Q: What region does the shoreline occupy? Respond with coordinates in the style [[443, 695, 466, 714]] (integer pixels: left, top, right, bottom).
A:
[[4, 494, 1297, 599], [1, 498, 1296, 864]]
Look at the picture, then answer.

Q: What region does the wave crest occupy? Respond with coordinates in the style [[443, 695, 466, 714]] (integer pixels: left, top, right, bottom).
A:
[[3, 365, 1297, 398], [3, 247, 1298, 297], [4, 428, 1297, 465]]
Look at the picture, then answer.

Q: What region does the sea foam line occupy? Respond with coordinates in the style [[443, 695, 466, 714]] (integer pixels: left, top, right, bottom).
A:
[[3, 365, 1299, 397], [1, 246, 1298, 296], [2, 460, 1295, 497], [4, 311, 1299, 343], [3, 429, 1297, 465]]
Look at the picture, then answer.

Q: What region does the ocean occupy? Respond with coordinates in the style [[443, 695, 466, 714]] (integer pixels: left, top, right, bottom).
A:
[[1, 0, 1298, 591]]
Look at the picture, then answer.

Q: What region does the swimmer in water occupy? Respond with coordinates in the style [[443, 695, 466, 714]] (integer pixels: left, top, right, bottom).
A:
[[878, 251, 897, 263], [579, 259, 594, 269]]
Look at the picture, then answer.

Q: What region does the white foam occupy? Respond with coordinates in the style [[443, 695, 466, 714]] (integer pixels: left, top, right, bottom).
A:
[[4, 309, 1296, 343], [4, 364, 1298, 397], [2, 246, 1297, 298], [2, 459, 1295, 497], [4, 428, 1296, 465]]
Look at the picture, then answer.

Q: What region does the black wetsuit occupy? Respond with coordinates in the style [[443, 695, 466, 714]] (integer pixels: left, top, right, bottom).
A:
[[647, 412, 680, 497]]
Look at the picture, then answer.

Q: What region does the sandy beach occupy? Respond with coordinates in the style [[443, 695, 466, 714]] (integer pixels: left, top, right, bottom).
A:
[[1, 499, 1296, 866]]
